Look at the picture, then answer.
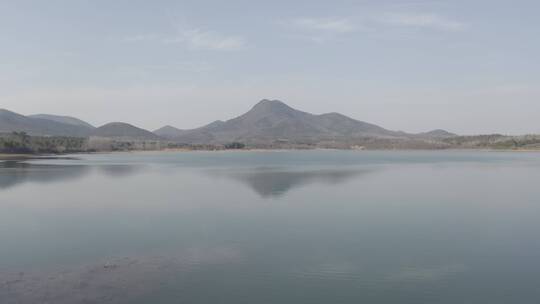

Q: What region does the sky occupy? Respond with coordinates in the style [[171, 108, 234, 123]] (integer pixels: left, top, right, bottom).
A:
[[1, 0, 539, 135]]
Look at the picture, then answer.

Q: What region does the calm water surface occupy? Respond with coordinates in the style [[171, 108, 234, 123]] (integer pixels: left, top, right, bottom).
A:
[[1, 151, 540, 303]]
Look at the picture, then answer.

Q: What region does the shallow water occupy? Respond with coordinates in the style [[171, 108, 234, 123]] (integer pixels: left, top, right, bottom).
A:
[[1, 151, 540, 303]]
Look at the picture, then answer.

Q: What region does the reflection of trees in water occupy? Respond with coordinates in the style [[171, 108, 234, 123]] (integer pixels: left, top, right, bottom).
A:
[[0, 160, 143, 190], [0, 161, 90, 190], [214, 167, 373, 198]]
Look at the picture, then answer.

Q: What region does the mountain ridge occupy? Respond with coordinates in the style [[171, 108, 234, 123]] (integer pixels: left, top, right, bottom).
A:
[[165, 99, 409, 144], [1, 101, 459, 145], [29, 114, 95, 129], [93, 122, 160, 140], [0, 109, 93, 137], [154, 125, 185, 138]]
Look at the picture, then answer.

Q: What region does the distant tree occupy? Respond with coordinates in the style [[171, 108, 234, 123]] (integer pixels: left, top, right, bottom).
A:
[[225, 142, 246, 149], [12, 131, 30, 145]]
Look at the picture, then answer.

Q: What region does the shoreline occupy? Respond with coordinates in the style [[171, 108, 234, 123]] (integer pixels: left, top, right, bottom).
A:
[[2, 148, 540, 160]]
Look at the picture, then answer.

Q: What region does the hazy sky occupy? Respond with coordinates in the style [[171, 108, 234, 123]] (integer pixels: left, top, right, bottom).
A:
[[1, 0, 538, 134]]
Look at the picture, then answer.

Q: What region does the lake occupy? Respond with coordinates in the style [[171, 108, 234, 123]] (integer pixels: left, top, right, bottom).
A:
[[1, 150, 540, 303]]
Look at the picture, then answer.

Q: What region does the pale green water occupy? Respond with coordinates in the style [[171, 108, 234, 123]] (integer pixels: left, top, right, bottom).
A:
[[1, 151, 540, 303]]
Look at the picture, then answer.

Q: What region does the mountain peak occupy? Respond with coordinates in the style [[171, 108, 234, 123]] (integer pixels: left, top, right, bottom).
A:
[[205, 120, 225, 128], [99, 122, 133, 128], [253, 99, 289, 109], [156, 125, 180, 131], [248, 99, 299, 117], [421, 129, 457, 138], [169, 99, 401, 144], [93, 122, 159, 140], [154, 125, 185, 138]]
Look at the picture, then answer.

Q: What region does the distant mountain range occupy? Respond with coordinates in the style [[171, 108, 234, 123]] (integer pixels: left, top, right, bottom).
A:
[[156, 99, 459, 145], [29, 114, 95, 129], [3, 100, 540, 151], [0, 109, 158, 140], [0, 109, 93, 137], [1, 100, 457, 145], [154, 99, 421, 144]]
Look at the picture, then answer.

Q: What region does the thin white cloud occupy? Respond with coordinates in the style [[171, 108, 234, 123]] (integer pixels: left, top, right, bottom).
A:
[[122, 28, 246, 51], [164, 28, 246, 51], [378, 12, 466, 31], [292, 17, 357, 33], [288, 12, 464, 44]]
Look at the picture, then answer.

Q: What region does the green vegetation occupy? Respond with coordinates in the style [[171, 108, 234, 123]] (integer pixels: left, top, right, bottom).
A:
[[224, 142, 246, 149], [1, 131, 539, 155], [0, 133, 249, 154], [442, 134, 540, 150], [0, 132, 87, 154]]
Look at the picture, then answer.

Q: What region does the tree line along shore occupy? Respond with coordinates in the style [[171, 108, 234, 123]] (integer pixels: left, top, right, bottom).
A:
[[1, 132, 539, 155]]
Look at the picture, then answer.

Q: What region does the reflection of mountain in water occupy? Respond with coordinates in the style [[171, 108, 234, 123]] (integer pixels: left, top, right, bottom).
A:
[[98, 164, 143, 178], [217, 168, 371, 198], [0, 160, 90, 190]]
